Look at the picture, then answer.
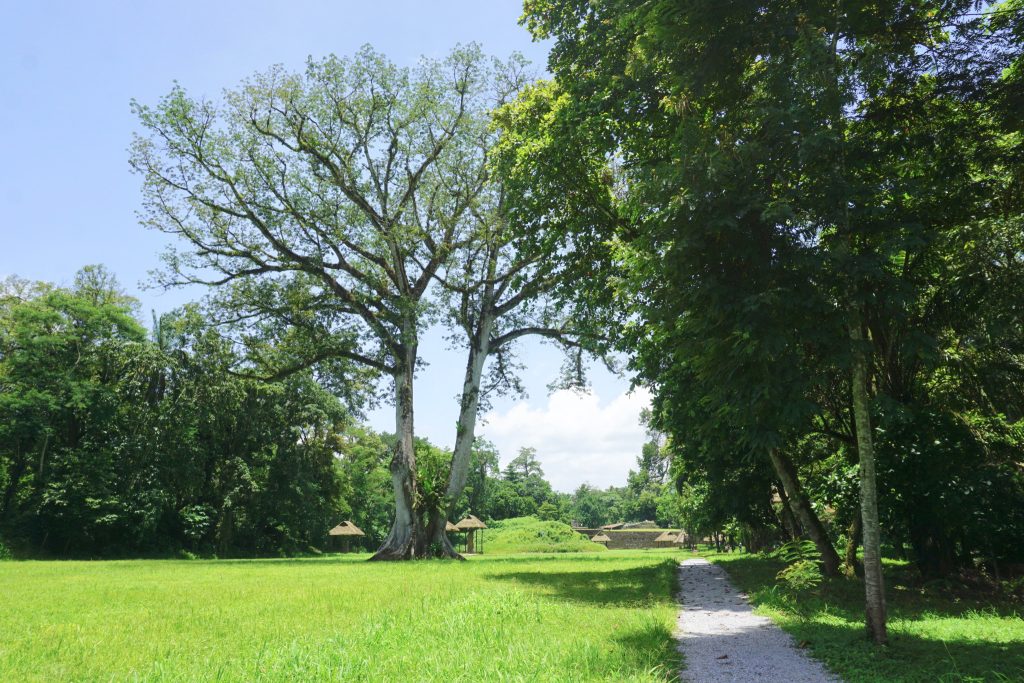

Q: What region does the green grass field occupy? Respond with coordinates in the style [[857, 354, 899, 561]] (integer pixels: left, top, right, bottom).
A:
[[708, 552, 1024, 682], [9, 545, 1020, 682], [0, 550, 681, 682]]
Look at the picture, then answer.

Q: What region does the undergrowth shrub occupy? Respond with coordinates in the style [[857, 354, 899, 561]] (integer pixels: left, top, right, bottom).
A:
[[770, 540, 823, 618]]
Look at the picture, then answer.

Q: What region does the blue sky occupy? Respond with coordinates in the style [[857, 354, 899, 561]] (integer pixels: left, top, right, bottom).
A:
[[0, 1, 648, 491]]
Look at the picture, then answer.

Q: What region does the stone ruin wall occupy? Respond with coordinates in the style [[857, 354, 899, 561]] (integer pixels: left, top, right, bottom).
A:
[[575, 529, 675, 550]]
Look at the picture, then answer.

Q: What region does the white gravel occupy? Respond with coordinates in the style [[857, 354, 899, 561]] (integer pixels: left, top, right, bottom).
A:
[[675, 558, 841, 682]]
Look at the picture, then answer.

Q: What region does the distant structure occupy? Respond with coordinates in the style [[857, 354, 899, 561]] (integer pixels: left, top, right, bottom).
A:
[[600, 522, 625, 530], [654, 530, 678, 548], [456, 515, 487, 554], [591, 533, 611, 546], [674, 532, 696, 550], [328, 521, 365, 553], [622, 520, 658, 529]]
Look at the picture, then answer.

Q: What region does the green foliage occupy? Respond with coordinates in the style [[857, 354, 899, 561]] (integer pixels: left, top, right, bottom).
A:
[[452, 438, 500, 520], [0, 270, 347, 558], [569, 484, 611, 527], [772, 540, 822, 565], [520, 0, 1024, 582], [0, 324, 678, 560], [712, 552, 1024, 682], [334, 426, 393, 547], [770, 540, 827, 610], [875, 403, 1024, 576], [772, 540, 825, 596], [776, 560, 823, 595], [537, 501, 559, 521], [486, 516, 607, 554], [0, 538, 11, 561]]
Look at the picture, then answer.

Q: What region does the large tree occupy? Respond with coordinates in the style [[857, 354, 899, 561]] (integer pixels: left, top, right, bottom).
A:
[[521, 0, 1024, 643], [425, 77, 620, 556], [132, 46, 515, 559]]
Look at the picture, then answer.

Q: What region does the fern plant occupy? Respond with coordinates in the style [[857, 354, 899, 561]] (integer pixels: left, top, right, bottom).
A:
[[772, 540, 823, 618]]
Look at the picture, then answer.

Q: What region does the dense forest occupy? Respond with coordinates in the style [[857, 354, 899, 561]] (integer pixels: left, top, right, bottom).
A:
[[0, 269, 675, 557], [517, 0, 1024, 643]]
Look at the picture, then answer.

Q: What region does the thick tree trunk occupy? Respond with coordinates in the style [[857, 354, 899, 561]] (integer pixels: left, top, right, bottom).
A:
[[849, 308, 888, 644], [767, 449, 842, 576], [1, 448, 27, 521], [775, 484, 802, 541], [423, 515, 462, 559], [909, 521, 956, 579], [371, 344, 424, 561], [424, 312, 494, 560], [845, 513, 863, 576], [445, 315, 492, 509]]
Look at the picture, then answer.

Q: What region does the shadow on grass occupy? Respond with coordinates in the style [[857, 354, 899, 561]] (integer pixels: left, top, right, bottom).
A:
[[752, 617, 1024, 682], [712, 554, 1024, 682], [610, 618, 680, 681], [175, 554, 372, 569], [715, 554, 1024, 620], [487, 558, 679, 607]]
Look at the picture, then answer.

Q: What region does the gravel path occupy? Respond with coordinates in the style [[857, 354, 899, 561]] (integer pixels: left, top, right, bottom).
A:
[[675, 558, 840, 682]]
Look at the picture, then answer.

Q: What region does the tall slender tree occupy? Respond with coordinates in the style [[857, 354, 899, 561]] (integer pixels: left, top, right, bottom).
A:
[[426, 79, 620, 555]]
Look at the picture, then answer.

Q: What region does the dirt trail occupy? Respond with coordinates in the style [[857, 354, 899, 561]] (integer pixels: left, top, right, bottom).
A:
[[676, 558, 840, 682]]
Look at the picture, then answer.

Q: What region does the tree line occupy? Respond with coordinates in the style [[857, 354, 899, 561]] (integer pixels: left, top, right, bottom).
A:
[[0, 269, 669, 556], [517, 0, 1024, 644], [0, 268, 344, 557]]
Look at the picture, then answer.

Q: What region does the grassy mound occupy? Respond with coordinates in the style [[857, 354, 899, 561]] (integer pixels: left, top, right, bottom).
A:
[[485, 516, 607, 554]]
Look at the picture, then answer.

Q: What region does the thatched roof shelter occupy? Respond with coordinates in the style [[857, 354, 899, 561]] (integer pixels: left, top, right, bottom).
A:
[[445, 521, 460, 532], [329, 521, 365, 536], [591, 533, 611, 545], [455, 514, 487, 530], [654, 530, 678, 547], [601, 522, 625, 530], [328, 520, 364, 553], [456, 515, 487, 554]]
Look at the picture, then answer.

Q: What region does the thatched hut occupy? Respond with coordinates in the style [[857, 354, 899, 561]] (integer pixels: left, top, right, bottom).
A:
[[328, 521, 365, 553], [654, 530, 678, 548], [445, 521, 460, 533], [600, 522, 625, 530], [456, 515, 487, 554], [591, 532, 611, 546]]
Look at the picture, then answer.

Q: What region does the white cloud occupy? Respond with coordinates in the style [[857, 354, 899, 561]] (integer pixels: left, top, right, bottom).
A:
[[479, 387, 652, 492]]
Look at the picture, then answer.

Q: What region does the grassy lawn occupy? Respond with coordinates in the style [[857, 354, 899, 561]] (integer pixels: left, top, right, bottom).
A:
[[708, 552, 1024, 682], [0, 549, 682, 682]]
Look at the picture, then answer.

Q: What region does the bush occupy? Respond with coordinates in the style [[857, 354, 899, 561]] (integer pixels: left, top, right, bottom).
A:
[[772, 540, 824, 592], [485, 516, 608, 554], [0, 538, 12, 561], [776, 559, 822, 593], [770, 540, 823, 618]]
